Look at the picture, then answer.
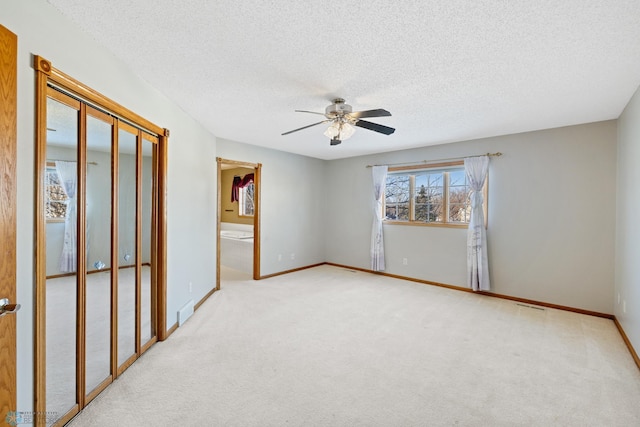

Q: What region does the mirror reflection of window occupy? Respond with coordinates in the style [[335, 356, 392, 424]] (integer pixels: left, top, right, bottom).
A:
[[45, 164, 68, 221]]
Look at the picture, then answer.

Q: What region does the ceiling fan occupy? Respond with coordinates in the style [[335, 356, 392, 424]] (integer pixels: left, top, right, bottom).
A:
[[282, 98, 395, 146]]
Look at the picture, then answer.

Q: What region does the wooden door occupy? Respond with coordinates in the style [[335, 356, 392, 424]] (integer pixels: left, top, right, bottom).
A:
[[0, 24, 18, 422]]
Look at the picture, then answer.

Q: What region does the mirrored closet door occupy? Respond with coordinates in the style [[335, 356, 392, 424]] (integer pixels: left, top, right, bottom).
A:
[[37, 64, 165, 425], [44, 90, 80, 422], [84, 107, 114, 399], [117, 124, 138, 371]]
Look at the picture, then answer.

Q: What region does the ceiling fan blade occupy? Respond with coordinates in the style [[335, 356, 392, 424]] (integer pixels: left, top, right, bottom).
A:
[[355, 120, 395, 135], [282, 119, 331, 136], [348, 109, 392, 119], [294, 110, 326, 116]]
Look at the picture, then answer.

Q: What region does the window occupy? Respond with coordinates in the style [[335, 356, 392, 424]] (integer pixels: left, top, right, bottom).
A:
[[239, 183, 255, 217], [45, 164, 68, 221], [384, 162, 485, 226]]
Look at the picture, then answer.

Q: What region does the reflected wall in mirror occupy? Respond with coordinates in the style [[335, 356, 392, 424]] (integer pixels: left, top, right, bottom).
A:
[[117, 126, 138, 368], [85, 110, 113, 396]]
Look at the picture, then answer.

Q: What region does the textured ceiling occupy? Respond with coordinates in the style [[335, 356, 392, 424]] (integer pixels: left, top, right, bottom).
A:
[[47, 0, 640, 160]]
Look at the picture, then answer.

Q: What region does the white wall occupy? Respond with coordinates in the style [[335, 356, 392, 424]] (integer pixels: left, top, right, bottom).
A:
[[216, 138, 326, 275], [616, 84, 640, 354], [325, 121, 617, 314], [3, 0, 217, 414]]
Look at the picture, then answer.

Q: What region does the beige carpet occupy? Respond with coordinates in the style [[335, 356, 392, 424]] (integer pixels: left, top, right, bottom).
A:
[[67, 265, 640, 426]]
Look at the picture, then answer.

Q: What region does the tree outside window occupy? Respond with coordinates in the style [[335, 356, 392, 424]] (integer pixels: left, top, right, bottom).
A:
[[46, 165, 68, 221], [385, 175, 409, 220]]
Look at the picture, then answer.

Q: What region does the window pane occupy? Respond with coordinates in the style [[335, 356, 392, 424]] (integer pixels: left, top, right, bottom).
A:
[[385, 202, 409, 221], [448, 170, 466, 187], [47, 201, 67, 219], [415, 172, 444, 222], [240, 183, 255, 216], [448, 169, 472, 223], [385, 175, 410, 220], [46, 167, 68, 220]]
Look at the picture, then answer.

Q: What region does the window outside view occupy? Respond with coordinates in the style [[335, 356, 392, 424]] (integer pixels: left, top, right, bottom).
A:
[[45, 166, 68, 220], [385, 168, 472, 224], [240, 183, 255, 216]]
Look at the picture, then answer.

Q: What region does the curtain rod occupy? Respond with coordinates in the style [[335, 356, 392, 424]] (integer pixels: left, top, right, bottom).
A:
[[47, 159, 98, 165], [365, 152, 502, 168]]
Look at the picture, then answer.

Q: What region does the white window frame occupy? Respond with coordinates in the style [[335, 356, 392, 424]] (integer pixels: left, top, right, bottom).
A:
[[45, 162, 68, 222], [239, 183, 255, 217]]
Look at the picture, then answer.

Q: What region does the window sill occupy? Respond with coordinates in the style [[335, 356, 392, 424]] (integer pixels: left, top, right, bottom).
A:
[[383, 220, 468, 229]]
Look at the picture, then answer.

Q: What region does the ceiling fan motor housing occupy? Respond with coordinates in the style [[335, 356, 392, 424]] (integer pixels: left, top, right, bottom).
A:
[[325, 98, 352, 117]]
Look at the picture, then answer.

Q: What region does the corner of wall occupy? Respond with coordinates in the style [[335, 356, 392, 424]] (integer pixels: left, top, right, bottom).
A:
[[614, 82, 640, 360]]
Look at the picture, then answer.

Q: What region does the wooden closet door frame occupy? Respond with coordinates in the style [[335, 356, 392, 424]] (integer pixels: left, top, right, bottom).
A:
[[140, 132, 159, 355], [37, 87, 83, 425], [34, 56, 169, 425]]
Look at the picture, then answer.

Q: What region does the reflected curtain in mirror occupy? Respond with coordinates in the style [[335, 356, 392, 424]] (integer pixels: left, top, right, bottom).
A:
[[55, 160, 78, 272]]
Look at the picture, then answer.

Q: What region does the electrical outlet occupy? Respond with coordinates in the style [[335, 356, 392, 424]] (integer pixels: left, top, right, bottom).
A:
[[618, 293, 621, 304], [189, 282, 192, 293], [402, 258, 408, 266], [290, 253, 295, 260], [278, 254, 282, 262]]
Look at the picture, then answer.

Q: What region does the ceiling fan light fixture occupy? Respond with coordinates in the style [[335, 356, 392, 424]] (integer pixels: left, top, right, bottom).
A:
[[340, 122, 355, 140], [323, 121, 355, 141], [323, 122, 341, 139]]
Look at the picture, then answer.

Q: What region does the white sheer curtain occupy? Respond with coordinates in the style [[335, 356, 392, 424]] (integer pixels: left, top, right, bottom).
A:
[[371, 165, 388, 271], [465, 156, 490, 291], [56, 161, 78, 273]]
